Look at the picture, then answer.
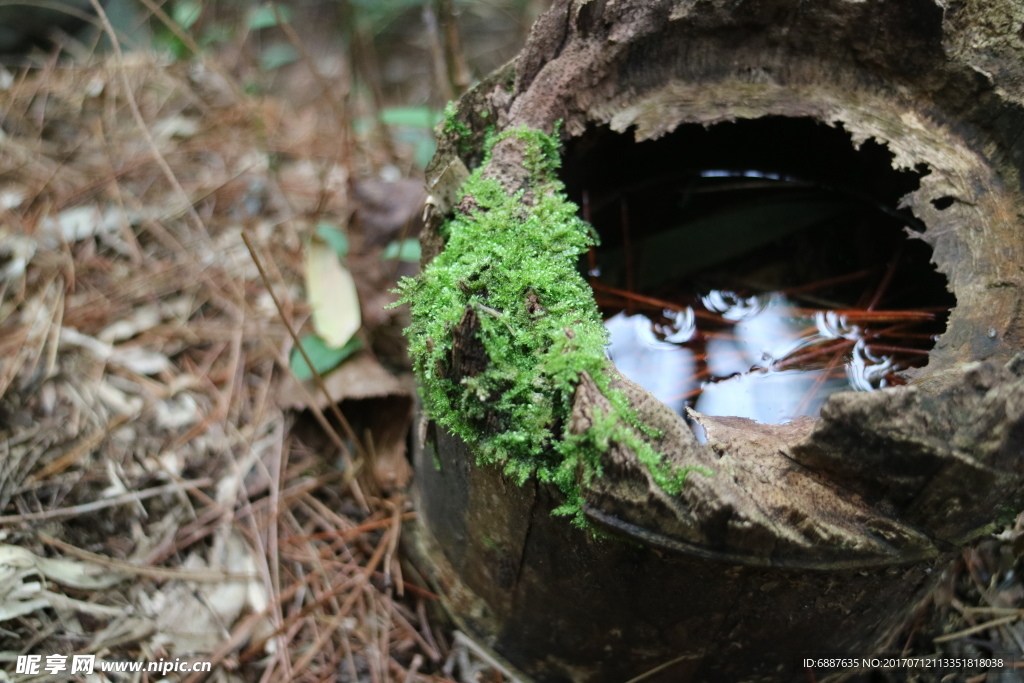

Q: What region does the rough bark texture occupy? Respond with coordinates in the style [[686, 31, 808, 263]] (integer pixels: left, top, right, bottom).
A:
[[415, 428, 951, 683], [412, 1, 1024, 681]]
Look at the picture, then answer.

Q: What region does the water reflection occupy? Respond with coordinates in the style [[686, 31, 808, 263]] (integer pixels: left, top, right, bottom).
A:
[[604, 290, 907, 424], [605, 311, 696, 416]]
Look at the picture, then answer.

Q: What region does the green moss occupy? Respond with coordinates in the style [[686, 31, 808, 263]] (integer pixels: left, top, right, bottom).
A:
[[395, 127, 702, 526], [440, 101, 473, 154]]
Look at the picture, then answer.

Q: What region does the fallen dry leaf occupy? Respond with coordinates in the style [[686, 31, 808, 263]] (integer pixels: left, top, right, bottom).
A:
[[280, 353, 414, 491], [304, 233, 361, 349]]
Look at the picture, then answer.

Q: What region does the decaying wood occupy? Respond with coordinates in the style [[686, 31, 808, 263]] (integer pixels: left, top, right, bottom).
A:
[[428, 0, 1024, 378], [413, 0, 1024, 680]]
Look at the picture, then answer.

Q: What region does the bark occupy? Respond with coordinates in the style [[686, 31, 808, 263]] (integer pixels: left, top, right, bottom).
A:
[[412, 1, 1024, 681]]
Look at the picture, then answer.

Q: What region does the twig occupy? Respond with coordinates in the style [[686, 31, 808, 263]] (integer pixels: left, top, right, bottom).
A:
[[87, 0, 206, 240], [933, 614, 1020, 643], [453, 630, 523, 682], [962, 607, 1024, 615], [132, 0, 245, 102], [865, 344, 931, 356], [282, 512, 416, 544], [240, 229, 370, 511], [289, 607, 354, 680], [0, 478, 212, 524], [779, 268, 874, 296], [790, 308, 934, 323], [143, 475, 333, 566], [591, 282, 727, 323], [475, 302, 516, 336], [403, 654, 425, 683], [772, 339, 855, 371], [793, 351, 843, 417], [383, 498, 404, 594], [334, 516, 396, 618], [237, 526, 393, 663], [28, 413, 131, 482], [392, 605, 439, 663], [624, 653, 698, 683], [867, 244, 903, 311], [38, 532, 256, 582]]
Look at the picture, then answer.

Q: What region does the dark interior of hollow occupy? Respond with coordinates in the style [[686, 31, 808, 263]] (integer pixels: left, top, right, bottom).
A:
[[558, 117, 957, 417]]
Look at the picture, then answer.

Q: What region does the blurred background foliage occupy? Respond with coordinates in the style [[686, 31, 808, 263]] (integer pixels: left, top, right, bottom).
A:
[[0, 0, 549, 170]]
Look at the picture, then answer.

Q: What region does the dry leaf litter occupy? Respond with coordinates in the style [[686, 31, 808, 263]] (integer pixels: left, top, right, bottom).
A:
[[0, 48, 464, 682]]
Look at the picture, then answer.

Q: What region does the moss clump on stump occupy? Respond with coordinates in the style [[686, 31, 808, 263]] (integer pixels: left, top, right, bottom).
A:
[[396, 127, 699, 525]]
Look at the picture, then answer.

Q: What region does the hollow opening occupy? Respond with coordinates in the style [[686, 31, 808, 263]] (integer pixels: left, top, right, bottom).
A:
[[560, 117, 956, 425]]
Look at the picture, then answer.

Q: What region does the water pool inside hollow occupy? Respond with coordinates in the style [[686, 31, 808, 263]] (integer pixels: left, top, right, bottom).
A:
[[560, 119, 957, 425]]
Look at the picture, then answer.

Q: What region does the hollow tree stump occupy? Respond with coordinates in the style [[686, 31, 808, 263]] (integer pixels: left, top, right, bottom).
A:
[[406, 1, 1024, 681]]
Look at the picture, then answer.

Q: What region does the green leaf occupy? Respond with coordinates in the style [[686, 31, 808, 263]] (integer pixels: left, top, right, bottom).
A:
[[413, 135, 437, 169], [316, 223, 349, 257], [289, 334, 361, 381], [380, 106, 442, 129], [249, 4, 291, 30], [172, 0, 202, 30], [348, 0, 426, 33], [391, 127, 437, 169], [259, 43, 299, 70], [153, 32, 189, 61], [199, 22, 232, 47], [382, 238, 421, 262]]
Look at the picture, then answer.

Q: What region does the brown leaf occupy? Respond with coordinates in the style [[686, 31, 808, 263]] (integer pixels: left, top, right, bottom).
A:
[[279, 353, 414, 491], [352, 179, 425, 247]]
